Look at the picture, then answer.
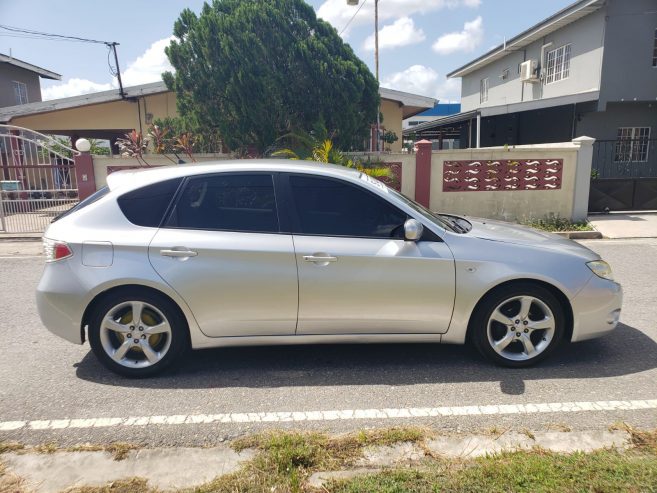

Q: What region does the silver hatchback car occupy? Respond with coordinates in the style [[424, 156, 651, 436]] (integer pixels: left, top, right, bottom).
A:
[[37, 161, 622, 377]]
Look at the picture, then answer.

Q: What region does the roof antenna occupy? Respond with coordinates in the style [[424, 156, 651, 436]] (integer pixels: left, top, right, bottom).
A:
[[503, 36, 506, 51]]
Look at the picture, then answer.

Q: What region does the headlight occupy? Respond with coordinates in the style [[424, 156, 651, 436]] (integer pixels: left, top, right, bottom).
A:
[[587, 260, 614, 281]]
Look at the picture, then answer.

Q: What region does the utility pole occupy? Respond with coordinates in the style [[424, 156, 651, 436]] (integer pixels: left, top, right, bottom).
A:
[[374, 0, 380, 153], [346, 0, 380, 153], [108, 42, 126, 99]]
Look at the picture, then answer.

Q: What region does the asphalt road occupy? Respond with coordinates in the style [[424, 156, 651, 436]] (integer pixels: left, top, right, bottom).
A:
[[0, 238, 656, 446]]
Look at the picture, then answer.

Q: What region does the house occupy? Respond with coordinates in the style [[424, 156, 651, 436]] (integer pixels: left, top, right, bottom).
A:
[[0, 53, 61, 107], [0, 81, 435, 153], [404, 0, 657, 210]]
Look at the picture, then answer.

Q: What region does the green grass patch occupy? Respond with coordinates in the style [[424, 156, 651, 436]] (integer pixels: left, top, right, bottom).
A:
[[522, 216, 593, 232], [329, 449, 657, 493]]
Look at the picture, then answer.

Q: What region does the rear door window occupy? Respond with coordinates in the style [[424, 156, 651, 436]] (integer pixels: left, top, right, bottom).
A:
[[117, 178, 183, 227], [166, 173, 280, 233]]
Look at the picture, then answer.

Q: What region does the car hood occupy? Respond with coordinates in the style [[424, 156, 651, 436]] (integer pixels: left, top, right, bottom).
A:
[[463, 216, 599, 260]]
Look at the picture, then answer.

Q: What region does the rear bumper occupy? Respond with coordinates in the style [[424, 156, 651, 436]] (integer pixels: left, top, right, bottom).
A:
[[570, 274, 623, 342], [36, 261, 87, 345]]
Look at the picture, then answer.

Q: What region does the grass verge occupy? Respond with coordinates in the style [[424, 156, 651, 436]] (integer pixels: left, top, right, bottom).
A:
[[522, 216, 593, 232], [0, 441, 138, 461], [329, 448, 657, 493], [3, 427, 657, 492]]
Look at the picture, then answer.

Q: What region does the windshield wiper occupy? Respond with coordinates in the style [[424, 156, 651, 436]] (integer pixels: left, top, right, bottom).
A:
[[439, 214, 467, 234]]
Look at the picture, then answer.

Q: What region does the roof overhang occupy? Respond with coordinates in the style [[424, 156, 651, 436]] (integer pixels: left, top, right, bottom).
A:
[[447, 0, 605, 78], [1, 80, 438, 124], [0, 81, 170, 123], [380, 87, 438, 118], [0, 53, 61, 80], [403, 90, 600, 136]]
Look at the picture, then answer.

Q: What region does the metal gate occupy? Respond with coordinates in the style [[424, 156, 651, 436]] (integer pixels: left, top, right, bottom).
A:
[[589, 139, 657, 212], [0, 125, 80, 233]]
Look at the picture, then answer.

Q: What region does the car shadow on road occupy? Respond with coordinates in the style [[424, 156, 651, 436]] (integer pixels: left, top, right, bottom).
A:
[[74, 323, 657, 396]]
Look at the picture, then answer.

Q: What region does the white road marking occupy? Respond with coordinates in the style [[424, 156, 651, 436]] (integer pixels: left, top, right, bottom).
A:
[[1, 399, 656, 432]]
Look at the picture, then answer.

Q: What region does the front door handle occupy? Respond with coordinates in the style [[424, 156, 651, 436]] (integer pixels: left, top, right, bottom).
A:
[[303, 255, 338, 263], [160, 248, 198, 258]]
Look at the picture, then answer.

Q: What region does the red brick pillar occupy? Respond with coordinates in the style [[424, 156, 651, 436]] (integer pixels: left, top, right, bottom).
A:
[[414, 139, 432, 208], [74, 152, 96, 200]]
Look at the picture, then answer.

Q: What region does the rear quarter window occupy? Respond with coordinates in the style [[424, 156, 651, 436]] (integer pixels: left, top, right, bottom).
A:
[[117, 178, 182, 227]]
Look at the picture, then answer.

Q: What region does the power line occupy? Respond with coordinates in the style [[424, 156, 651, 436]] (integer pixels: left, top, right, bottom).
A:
[[0, 24, 110, 44], [339, 0, 369, 36], [0, 24, 126, 99]]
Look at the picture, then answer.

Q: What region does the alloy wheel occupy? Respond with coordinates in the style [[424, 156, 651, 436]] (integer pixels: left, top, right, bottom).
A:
[[486, 295, 556, 362], [99, 301, 173, 369]]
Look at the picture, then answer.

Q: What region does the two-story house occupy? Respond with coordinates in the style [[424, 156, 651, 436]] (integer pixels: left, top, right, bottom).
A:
[[406, 0, 657, 210], [0, 53, 61, 108]]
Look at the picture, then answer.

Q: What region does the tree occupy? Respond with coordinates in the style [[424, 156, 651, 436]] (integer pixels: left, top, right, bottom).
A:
[[163, 0, 379, 154]]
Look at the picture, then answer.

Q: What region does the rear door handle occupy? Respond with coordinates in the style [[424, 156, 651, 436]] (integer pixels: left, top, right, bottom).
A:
[[160, 248, 198, 258], [303, 255, 337, 263]]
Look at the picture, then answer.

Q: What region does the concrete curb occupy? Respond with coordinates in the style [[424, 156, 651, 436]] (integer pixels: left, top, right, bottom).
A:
[[0, 234, 42, 242], [554, 231, 603, 239]]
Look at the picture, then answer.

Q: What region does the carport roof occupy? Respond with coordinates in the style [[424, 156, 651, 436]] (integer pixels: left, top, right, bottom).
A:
[[0, 81, 436, 124], [402, 89, 600, 136], [0, 81, 168, 123]]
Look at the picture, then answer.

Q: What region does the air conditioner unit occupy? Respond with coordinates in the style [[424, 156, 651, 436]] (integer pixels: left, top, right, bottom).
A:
[[519, 60, 539, 83]]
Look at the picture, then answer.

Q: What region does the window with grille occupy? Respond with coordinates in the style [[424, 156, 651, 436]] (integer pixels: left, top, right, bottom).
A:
[[614, 127, 651, 162], [653, 28, 657, 67], [480, 78, 489, 104], [12, 81, 28, 105], [544, 44, 571, 84]]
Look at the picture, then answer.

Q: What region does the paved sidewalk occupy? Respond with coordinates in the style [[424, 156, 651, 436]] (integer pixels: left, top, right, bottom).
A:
[[588, 213, 657, 239], [0, 241, 42, 256]]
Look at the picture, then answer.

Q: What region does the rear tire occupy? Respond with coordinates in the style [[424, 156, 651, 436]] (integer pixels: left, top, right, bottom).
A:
[[88, 289, 188, 377], [471, 283, 565, 368]]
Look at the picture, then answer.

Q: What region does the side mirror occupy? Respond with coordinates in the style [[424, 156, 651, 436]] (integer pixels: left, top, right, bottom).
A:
[[404, 219, 424, 241]]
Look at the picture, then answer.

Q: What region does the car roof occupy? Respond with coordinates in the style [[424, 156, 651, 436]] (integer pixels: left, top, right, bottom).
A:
[[106, 159, 364, 193]]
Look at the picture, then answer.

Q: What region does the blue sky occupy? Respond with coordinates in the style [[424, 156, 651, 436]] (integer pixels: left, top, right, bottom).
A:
[[0, 0, 573, 102]]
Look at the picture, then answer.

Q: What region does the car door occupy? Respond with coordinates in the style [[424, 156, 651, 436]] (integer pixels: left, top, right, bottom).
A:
[[148, 172, 298, 338], [285, 173, 455, 335]]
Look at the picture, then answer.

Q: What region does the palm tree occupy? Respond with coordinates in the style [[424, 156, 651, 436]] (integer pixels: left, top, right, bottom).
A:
[[272, 125, 392, 179]]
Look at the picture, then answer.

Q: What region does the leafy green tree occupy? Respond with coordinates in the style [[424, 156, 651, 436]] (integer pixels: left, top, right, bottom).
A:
[[163, 0, 379, 154]]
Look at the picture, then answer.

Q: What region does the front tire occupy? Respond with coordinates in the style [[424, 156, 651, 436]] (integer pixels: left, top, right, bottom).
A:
[[88, 289, 188, 377], [471, 283, 565, 368]]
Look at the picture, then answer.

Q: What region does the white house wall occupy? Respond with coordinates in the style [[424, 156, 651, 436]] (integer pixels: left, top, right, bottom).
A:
[[460, 8, 606, 112]]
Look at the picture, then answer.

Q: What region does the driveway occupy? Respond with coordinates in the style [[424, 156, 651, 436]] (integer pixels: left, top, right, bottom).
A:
[[0, 238, 656, 446]]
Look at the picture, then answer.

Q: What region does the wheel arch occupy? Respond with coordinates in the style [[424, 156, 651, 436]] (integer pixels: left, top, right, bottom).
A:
[[465, 278, 574, 343], [81, 284, 192, 345]]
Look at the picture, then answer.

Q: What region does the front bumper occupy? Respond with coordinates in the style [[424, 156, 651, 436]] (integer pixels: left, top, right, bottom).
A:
[[36, 260, 87, 345], [570, 273, 623, 342]]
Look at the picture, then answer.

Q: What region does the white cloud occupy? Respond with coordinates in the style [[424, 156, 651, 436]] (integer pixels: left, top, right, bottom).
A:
[[432, 16, 483, 55], [382, 65, 461, 101], [42, 78, 113, 100], [120, 37, 174, 87], [317, 0, 480, 37], [40, 37, 173, 100], [363, 17, 425, 51]]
